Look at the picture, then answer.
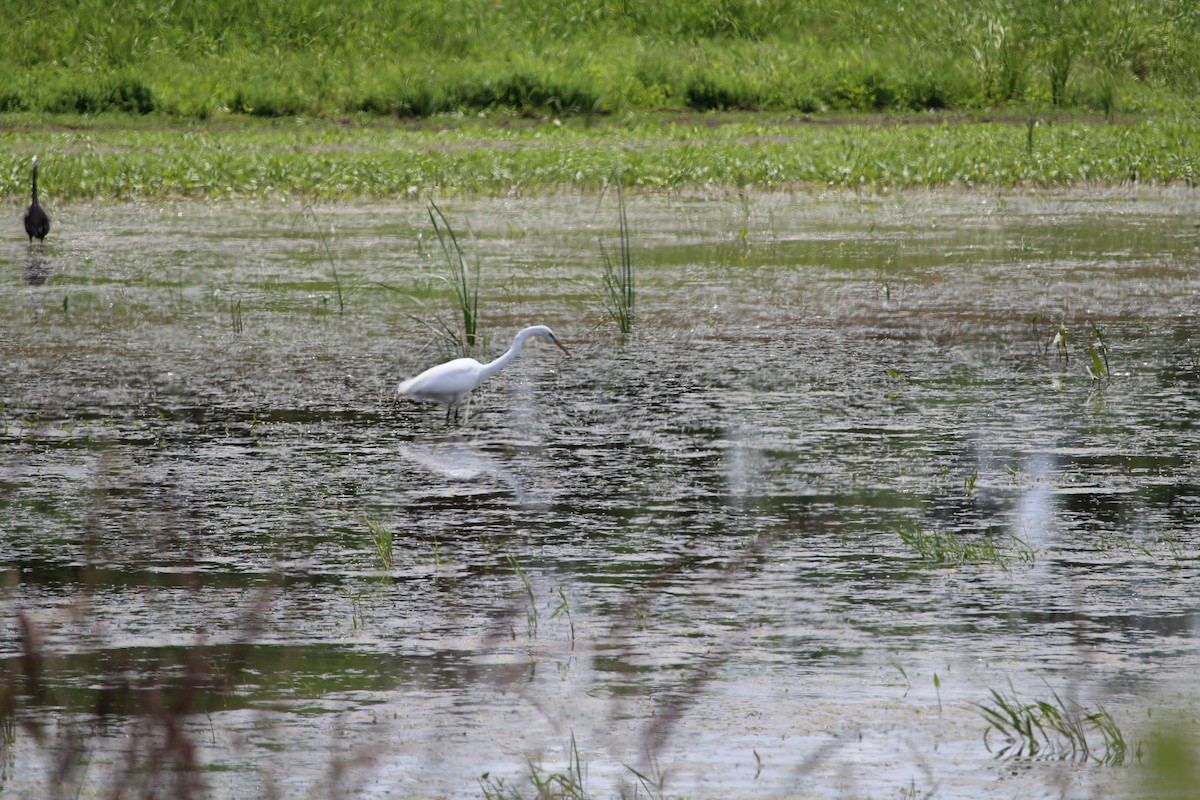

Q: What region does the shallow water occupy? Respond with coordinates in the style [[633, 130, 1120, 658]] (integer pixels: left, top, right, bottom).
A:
[[2, 189, 1199, 798]]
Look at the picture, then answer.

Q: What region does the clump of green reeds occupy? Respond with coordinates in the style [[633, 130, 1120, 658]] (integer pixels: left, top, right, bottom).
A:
[[599, 171, 634, 334], [896, 524, 1035, 569], [978, 682, 1135, 765], [361, 515, 394, 569], [425, 201, 487, 359]]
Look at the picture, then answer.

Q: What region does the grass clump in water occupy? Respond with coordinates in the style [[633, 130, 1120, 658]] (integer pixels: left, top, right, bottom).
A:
[[421, 202, 487, 360], [599, 171, 634, 334], [896, 524, 1035, 568], [978, 682, 1136, 765], [361, 515, 394, 570], [480, 733, 590, 800]]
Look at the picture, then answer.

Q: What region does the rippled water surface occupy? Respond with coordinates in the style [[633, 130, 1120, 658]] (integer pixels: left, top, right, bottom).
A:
[[3, 189, 1199, 798]]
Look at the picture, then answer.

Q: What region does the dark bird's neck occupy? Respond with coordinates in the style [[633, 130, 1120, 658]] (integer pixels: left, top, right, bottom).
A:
[[31, 163, 39, 204]]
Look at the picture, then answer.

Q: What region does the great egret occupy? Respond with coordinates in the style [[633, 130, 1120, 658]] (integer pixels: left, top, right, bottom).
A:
[[396, 325, 570, 421], [23, 156, 50, 244]]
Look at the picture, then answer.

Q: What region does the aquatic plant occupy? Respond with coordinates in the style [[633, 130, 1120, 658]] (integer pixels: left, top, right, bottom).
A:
[[550, 587, 576, 650], [624, 754, 671, 800], [896, 524, 1035, 568], [6, 112, 1200, 201], [427, 202, 487, 359], [1087, 321, 1110, 379], [507, 552, 538, 639], [299, 204, 345, 314], [977, 682, 1135, 765], [361, 514, 394, 570], [480, 732, 591, 800], [1045, 320, 1113, 378], [229, 297, 243, 333], [599, 171, 635, 334]]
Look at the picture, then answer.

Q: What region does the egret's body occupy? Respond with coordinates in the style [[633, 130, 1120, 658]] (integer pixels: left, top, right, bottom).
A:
[[397, 325, 569, 421], [23, 156, 50, 244]]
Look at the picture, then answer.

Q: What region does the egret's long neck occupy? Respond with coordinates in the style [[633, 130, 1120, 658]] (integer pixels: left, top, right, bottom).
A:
[[478, 330, 533, 381]]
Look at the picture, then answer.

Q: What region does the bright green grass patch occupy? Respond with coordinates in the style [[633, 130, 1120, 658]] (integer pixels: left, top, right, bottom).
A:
[[4, 112, 1200, 201], [2, 1, 1200, 119]]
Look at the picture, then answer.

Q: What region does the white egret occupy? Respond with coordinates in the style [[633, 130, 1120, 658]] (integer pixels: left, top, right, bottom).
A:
[[23, 156, 50, 244], [396, 325, 570, 421]]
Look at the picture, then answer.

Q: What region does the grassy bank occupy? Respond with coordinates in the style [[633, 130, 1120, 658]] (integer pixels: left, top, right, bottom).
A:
[[4, 112, 1200, 202], [3, 0, 1199, 120]]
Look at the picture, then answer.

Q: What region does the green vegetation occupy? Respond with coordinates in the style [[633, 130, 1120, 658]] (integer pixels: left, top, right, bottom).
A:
[[5, 112, 1200, 202], [896, 524, 1036, 568], [599, 172, 635, 335], [361, 514, 394, 569], [507, 552, 539, 640], [480, 733, 590, 800], [978, 682, 1135, 765], [426, 201, 486, 359], [4, 0, 1200, 119], [5, 1, 1200, 200]]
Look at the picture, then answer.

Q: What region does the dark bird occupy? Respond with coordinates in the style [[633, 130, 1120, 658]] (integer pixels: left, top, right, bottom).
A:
[[23, 156, 50, 244]]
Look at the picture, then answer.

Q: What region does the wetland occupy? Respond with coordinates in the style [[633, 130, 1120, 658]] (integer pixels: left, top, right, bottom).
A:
[[2, 187, 1199, 798]]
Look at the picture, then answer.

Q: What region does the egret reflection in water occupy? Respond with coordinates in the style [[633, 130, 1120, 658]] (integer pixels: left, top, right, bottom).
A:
[[400, 439, 528, 502]]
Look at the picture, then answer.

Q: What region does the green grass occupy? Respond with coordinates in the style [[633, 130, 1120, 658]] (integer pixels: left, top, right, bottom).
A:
[[978, 682, 1136, 765], [599, 171, 634, 335], [4, 1, 1200, 120], [360, 515, 394, 569], [426, 201, 486, 359], [480, 733, 591, 800], [896, 524, 1036, 568], [5, 111, 1200, 202]]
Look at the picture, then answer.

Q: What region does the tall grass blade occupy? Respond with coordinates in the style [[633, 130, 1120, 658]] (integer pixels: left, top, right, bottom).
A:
[[299, 204, 344, 314], [428, 201, 484, 358], [600, 170, 634, 334]]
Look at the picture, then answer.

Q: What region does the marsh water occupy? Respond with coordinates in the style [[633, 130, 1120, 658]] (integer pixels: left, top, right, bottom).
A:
[[2, 189, 1199, 799]]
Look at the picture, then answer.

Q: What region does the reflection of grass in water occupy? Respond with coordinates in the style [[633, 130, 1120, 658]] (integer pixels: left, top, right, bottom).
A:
[[896, 524, 1036, 568], [978, 682, 1135, 766]]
